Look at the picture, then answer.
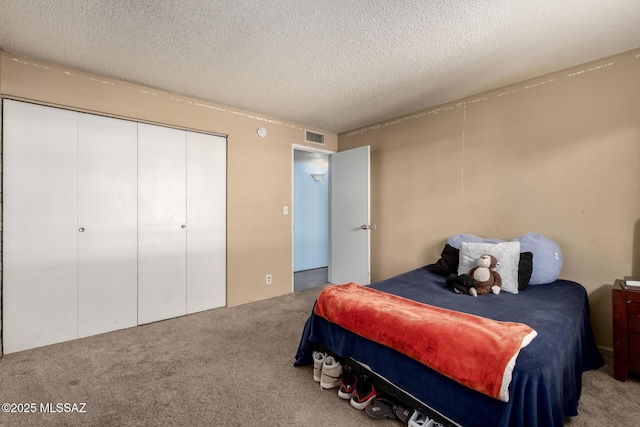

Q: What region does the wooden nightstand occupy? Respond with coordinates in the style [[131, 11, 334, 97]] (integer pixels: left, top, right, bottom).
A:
[[612, 279, 640, 381]]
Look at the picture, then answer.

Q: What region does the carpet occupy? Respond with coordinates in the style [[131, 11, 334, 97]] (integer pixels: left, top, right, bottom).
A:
[[0, 284, 636, 426]]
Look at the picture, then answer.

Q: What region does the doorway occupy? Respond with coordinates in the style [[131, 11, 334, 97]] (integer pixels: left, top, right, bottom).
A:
[[292, 147, 331, 291]]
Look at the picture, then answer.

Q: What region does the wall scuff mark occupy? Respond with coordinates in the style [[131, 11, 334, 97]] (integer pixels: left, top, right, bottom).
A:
[[524, 78, 556, 90], [567, 62, 613, 77]]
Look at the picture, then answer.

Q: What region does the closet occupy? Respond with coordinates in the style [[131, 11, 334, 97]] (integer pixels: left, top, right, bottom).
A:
[[77, 112, 139, 338], [137, 123, 227, 324], [2, 100, 226, 353]]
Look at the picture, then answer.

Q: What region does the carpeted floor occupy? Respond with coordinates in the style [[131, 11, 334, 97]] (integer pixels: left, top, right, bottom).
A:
[[0, 284, 638, 427], [294, 267, 328, 291], [565, 349, 640, 426]]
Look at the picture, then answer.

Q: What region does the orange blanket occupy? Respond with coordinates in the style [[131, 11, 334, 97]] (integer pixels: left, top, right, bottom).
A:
[[314, 283, 537, 402]]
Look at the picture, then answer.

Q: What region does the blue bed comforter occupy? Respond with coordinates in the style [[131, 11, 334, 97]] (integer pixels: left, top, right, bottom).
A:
[[294, 265, 603, 427]]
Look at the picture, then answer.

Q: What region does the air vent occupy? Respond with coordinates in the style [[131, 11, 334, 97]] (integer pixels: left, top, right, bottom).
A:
[[305, 130, 325, 145]]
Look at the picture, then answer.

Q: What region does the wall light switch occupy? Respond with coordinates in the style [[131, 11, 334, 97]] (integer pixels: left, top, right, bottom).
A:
[[283, 206, 288, 215]]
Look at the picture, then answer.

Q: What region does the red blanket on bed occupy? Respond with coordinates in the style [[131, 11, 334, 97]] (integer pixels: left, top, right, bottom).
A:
[[314, 283, 537, 402]]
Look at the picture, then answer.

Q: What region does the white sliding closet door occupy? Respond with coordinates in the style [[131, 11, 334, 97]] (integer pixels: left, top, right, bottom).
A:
[[77, 113, 138, 337], [2, 100, 79, 353], [186, 132, 227, 313], [3, 100, 227, 353], [138, 123, 187, 324]]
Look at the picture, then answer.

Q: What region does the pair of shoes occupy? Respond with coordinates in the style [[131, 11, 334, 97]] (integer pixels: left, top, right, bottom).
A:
[[337, 364, 357, 399], [350, 375, 378, 410], [408, 409, 435, 427], [312, 351, 342, 389], [312, 351, 326, 382]]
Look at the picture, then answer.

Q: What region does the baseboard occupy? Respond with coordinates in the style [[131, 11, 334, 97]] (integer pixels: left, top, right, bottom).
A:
[[598, 345, 613, 353]]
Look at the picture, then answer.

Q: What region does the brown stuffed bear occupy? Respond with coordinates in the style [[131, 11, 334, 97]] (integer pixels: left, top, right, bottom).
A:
[[469, 254, 502, 296]]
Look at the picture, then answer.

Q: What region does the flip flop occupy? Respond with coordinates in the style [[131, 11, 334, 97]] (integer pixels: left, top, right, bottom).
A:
[[395, 403, 413, 422], [365, 398, 397, 420]]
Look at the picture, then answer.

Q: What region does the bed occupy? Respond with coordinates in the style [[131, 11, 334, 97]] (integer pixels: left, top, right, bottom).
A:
[[294, 264, 603, 427]]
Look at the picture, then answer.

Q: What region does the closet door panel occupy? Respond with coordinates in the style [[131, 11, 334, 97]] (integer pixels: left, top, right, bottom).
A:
[[138, 123, 187, 324], [186, 132, 227, 313], [77, 113, 138, 337], [2, 100, 78, 353]]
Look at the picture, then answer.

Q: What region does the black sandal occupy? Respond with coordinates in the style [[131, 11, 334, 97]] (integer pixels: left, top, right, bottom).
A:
[[365, 397, 397, 419], [395, 403, 413, 422]]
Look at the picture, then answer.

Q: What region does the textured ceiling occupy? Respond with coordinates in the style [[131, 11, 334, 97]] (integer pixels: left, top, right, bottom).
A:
[[1, 0, 639, 133]]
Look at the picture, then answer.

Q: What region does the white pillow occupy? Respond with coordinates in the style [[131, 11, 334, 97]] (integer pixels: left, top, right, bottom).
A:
[[458, 241, 521, 294]]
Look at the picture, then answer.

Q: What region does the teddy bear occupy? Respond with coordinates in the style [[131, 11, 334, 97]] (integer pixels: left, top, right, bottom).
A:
[[469, 254, 502, 295], [446, 273, 478, 296]]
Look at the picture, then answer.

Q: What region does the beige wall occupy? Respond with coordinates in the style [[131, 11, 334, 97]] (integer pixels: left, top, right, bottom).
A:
[[0, 51, 337, 322], [0, 54, 3, 335], [3, 47, 639, 350], [339, 48, 640, 348]]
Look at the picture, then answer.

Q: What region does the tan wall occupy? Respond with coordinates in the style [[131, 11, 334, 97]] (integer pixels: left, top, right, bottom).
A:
[[339, 48, 640, 348], [0, 54, 3, 335], [0, 51, 337, 319]]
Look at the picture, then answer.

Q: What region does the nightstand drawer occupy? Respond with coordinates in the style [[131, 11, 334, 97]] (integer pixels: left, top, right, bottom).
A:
[[628, 302, 640, 333]]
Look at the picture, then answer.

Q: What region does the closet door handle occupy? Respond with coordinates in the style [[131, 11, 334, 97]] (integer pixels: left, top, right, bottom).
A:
[[79, 227, 85, 232], [181, 225, 186, 229]]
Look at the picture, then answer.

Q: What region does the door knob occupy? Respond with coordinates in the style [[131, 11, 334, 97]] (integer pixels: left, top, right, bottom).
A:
[[79, 227, 85, 232], [361, 224, 376, 230], [181, 225, 186, 229]]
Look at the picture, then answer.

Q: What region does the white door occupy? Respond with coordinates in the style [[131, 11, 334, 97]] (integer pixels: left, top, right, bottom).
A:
[[329, 145, 371, 285], [77, 113, 138, 337], [138, 123, 187, 324], [186, 132, 227, 313], [2, 100, 79, 353]]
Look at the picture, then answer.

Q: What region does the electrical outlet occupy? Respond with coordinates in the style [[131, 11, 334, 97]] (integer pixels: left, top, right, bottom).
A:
[[266, 274, 272, 285]]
